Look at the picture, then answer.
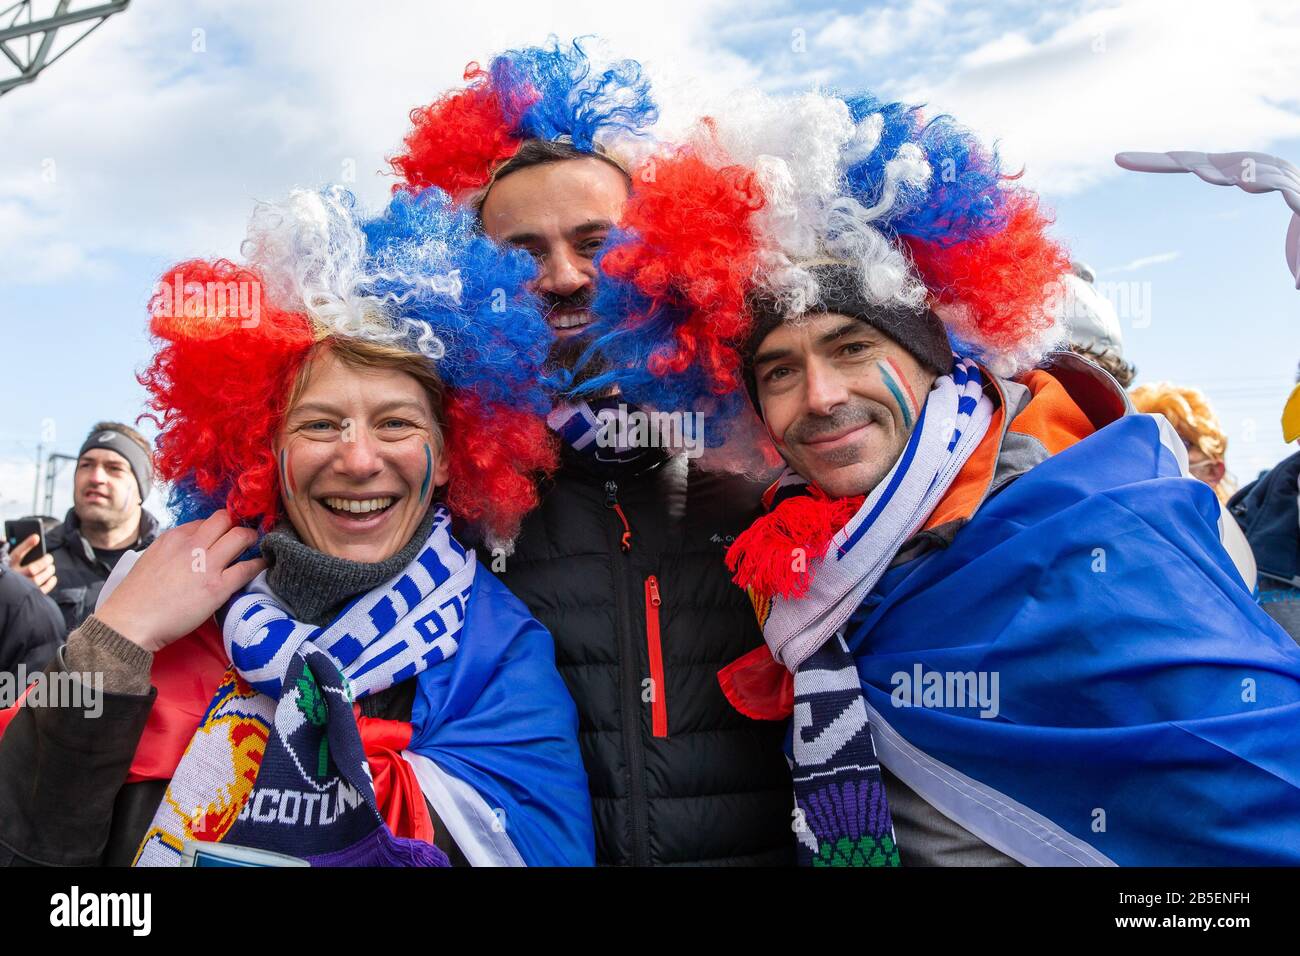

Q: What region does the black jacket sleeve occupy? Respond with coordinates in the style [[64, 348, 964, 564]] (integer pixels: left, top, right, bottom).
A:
[[0, 568, 66, 675], [0, 644, 155, 866]]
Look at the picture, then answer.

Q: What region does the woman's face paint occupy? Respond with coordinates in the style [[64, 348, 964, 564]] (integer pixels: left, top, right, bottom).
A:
[[280, 446, 296, 500], [419, 442, 433, 502], [877, 357, 919, 429]]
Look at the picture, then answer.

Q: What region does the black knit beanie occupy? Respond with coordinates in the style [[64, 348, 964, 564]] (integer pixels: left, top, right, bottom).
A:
[[742, 262, 952, 415]]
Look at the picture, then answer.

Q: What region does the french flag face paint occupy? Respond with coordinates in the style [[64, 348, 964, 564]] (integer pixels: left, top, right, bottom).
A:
[[878, 357, 919, 429], [280, 447, 296, 500]]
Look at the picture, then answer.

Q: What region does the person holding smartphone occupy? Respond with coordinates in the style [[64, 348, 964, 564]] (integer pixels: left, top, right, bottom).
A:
[[9, 423, 160, 632]]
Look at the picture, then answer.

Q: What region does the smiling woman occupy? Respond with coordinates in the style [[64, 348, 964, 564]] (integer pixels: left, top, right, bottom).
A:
[[277, 339, 449, 564], [0, 185, 594, 870]]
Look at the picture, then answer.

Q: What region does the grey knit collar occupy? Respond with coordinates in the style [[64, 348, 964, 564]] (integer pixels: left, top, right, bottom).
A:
[[260, 505, 440, 627]]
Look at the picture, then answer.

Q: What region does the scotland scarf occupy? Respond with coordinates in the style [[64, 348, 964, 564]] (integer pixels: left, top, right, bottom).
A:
[[729, 356, 994, 866], [134, 505, 474, 867]]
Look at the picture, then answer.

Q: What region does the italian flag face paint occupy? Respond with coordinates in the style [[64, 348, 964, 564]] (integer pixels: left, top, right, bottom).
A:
[[878, 357, 919, 429]]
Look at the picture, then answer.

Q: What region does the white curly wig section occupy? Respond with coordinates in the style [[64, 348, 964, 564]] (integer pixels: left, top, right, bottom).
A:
[[240, 186, 458, 362], [701, 90, 933, 317]]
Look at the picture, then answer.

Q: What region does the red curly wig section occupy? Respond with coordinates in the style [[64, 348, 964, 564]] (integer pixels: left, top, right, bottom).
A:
[[601, 140, 767, 395], [388, 63, 538, 196], [139, 259, 316, 529], [441, 392, 558, 543], [904, 190, 1070, 356]]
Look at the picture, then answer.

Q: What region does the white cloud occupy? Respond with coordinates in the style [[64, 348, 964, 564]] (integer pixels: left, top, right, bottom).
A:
[[890, 0, 1300, 196], [814, 0, 949, 62], [721, 0, 1300, 198], [1104, 250, 1182, 273], [0, 0, 755, 285], [959, 31, 1036, 68]]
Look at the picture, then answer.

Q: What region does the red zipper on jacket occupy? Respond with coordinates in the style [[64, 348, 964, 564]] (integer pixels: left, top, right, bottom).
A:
[[604, 480, 633, 552], [644, 574, 668, 738], [605, 478, 652, 862]]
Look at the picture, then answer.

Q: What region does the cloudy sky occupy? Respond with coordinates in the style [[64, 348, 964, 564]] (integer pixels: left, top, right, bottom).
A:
[[2, 0, 1298, 521]]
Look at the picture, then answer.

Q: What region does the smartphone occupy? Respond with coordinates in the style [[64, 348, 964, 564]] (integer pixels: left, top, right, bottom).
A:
[[4, 518, 47, 566]]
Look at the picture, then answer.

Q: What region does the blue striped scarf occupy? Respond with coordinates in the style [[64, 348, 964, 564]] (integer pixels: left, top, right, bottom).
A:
[[778, 356, 994, 865], [547, 397, 670, 475]]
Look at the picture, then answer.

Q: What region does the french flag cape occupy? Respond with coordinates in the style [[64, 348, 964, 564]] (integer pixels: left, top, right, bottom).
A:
[[833, 413, 1300, 866]]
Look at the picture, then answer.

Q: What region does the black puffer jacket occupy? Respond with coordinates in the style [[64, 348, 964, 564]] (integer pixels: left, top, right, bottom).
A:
[[479, 447, 795, 866]]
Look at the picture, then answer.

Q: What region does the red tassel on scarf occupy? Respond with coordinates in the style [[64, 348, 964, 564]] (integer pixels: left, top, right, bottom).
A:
[[725, 487, 864, 601]]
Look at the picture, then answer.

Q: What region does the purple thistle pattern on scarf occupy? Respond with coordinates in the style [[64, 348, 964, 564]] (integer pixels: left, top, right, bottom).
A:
[[792, 636, 901, 867], [801, 777, 893, 845]]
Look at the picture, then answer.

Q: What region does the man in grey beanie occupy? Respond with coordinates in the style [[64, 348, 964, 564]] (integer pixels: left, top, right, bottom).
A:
[[9, 422, 159, 632]]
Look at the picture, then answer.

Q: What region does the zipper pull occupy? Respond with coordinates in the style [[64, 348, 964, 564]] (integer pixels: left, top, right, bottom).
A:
[[604, 480, 633, 552], [644, 574, 667, 738]]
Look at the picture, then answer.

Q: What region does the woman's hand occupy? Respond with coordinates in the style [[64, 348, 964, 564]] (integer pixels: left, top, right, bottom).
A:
[[95, 510, 266, 654]]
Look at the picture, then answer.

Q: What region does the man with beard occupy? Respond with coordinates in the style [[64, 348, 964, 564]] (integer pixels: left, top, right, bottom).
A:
[[475, 139, 620, 389], [10, 423, 159, 632], [390, 43, 794, 866]]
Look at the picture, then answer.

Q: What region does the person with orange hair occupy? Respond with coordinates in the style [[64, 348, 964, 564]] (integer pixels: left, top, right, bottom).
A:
[[1130, 382, 1235, 502]]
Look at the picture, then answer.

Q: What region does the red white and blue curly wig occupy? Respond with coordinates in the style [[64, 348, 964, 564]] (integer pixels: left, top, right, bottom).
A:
[[141, 185, 557, 548], [389, 39, 1067, 442], [576, 88, 1071, 418], [389, 37, 658, 201]]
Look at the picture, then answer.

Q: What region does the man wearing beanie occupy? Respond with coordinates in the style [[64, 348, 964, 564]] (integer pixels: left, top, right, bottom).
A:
[[725, 257, 1300, 866], [692, 78, 1300, 866], [10, 422, 159, 632]]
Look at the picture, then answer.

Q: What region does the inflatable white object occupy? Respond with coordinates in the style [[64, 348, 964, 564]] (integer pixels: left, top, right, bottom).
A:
[[1115, 150, 1300, 289]]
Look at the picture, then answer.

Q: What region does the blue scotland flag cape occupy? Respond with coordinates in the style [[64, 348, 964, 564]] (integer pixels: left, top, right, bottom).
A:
[[844, 413, 1300, 865], [402, 568, 596, 867]]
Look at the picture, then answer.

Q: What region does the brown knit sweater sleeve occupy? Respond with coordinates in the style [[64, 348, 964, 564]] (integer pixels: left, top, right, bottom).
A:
[[64, 614, 154, 696]]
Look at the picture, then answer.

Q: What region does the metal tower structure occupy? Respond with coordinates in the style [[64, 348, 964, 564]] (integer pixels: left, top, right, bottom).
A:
[[41, 451, 76, 516], [0, 0, 129, 97]]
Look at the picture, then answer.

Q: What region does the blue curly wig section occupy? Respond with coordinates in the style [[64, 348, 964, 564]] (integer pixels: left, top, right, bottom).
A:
[[361, 187, 556, 416], [557, 237, 744, 445], [842, 92, 1011, 248], [487, 36, 658, 150], [165, 475, 230, 531]]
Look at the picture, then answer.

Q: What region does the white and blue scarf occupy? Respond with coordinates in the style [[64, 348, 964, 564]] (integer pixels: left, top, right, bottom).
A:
[[134, 504, 475, 867], [778, 356, 994, 865], [548, 396, 671, 476]]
